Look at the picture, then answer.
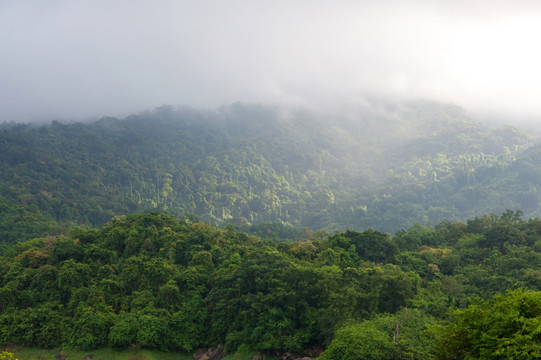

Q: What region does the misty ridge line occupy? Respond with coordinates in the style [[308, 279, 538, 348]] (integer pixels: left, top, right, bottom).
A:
[[2, 97, 537, 131]]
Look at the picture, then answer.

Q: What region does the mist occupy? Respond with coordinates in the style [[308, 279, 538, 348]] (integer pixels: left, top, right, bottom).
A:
[[2, 1, 541, 124]]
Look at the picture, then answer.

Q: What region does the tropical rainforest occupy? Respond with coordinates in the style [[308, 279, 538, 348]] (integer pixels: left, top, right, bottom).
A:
[[2, 100, 541, 359], [0, 100, 539, 244]]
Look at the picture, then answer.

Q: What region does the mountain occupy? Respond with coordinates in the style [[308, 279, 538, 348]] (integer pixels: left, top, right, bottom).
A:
[[0, 100, 538, 243]]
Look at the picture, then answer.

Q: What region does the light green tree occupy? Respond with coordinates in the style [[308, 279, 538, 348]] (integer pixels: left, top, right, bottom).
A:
[[0, 351, 18, 360]]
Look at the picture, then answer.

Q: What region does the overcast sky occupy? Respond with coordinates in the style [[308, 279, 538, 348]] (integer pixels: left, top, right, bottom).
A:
[[1, 1, 541, 123]]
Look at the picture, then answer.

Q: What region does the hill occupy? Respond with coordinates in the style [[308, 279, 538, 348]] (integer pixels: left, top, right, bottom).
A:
[[0, 100, 538, 243], [2, 211, 541, 358]]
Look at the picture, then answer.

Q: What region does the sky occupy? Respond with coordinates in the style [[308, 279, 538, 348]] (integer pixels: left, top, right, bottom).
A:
[[1, 1, 541, 124]]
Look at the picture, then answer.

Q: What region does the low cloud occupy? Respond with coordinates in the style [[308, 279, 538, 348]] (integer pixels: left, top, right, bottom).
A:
[[1, 1, 541, 123]]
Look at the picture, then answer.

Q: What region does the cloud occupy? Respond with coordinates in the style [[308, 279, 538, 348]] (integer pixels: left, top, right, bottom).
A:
[[1, 0, 541, 123]]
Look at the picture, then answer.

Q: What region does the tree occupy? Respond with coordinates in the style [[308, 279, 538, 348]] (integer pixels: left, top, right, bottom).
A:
[[319, 309, 435, 360], [66, 304, 115, 350], [434, 289, 541, 360], [0, 352, 17, 360]]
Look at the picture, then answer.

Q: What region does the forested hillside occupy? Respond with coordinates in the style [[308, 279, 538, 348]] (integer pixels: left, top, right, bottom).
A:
[[3, 211, 541, 358], [3, 100, 541, 358], [0, 100, 538, 244]]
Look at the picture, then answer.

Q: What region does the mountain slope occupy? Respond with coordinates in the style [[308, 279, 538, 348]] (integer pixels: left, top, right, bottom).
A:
[[0, 101, 538, 242]]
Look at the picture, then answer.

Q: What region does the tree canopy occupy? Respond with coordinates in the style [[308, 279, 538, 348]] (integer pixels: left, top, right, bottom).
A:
[[0, 102, 538, 244], [1, 211, 541, 358]]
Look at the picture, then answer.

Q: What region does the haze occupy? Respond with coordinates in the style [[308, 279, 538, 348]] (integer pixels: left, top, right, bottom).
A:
[[1, 1, 541, 124]]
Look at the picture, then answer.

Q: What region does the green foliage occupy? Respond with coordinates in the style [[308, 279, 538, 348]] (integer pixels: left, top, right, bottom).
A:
[[319, 309, 436, 360], [320, 322, 393, 360], [0, 212, 423, 353], [3, 209, 541, 357], [109, 311, 138, 348], [2, 101, 541, 358], [434, 289, 541, 359], [0, 352, 17, 360], [328, 229, 398, 263], [0, 102, 538, 244]]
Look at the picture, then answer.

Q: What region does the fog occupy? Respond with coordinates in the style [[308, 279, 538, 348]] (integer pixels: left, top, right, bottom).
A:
[[2, 1, 541, 124]]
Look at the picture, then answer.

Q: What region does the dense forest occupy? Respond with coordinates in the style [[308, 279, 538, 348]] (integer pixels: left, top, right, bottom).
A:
[[0, 101, 539, 245], [3, 211, 541, 359], [3, 101, 541, 358]]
